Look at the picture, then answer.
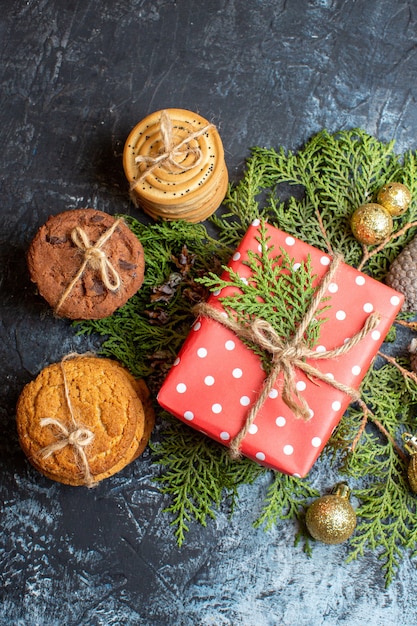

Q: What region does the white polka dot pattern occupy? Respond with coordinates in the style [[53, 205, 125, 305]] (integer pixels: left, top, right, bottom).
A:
[[158, 222, 404, 477]]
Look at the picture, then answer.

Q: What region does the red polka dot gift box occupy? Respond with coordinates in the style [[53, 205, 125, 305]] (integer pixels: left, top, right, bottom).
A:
[[157, 220, 404, 477]]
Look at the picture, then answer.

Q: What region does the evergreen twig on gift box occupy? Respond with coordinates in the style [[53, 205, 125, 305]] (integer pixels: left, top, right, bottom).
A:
[[77, 128, 417, 586]]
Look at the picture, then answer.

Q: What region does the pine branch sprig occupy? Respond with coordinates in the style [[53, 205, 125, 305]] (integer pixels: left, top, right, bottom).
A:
[[214, 129, 417, 280], [346, 465, 416, 587], [253, 473, 319, 531], [151, 416, 265, 545], [329, 361, 417, 585], [210, 154, 271, 247], [198, 225, 329, 353]]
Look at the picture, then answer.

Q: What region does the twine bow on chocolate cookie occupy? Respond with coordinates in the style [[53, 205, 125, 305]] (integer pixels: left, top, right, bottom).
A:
[[131, 110, 213, 188], [38, 355, 95, 487], [55, 219, 122, 314], [195, 254, 381, 459]]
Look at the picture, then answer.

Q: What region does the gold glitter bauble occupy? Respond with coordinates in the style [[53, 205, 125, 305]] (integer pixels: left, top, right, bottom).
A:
[[377, 182, 411, 216], [305, 484, 357, 545], [402, 432, 417, 493], [350, 203, 393, 246]]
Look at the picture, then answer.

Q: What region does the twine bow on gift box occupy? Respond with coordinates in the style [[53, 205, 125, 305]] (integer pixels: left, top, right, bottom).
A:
[[38, 354, 96, 487], [131, 110, 213, 188], [55, 219, 122, 314], [195, 254, 381, 459]]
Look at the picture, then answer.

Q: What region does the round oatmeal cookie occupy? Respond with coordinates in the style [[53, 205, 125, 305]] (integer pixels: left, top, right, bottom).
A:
[[27, 208, 145, 319], [16, 356, 154, 486]]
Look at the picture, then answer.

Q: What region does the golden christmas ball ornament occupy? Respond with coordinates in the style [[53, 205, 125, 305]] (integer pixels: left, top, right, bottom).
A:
[[305, 483, 357, 545], [350, 203, 393, 246], [377, 182, 411, 216], [402, 432, 417, 493]]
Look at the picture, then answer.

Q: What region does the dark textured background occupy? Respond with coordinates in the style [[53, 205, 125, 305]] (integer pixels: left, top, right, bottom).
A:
[[2, 1, 417, 624]]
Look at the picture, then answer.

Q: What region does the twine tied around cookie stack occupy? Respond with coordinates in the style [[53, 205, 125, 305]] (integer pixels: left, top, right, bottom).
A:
[[134, 110, 209, 178], [195, 254, 381, 459], [38, 354, 96, 487], [123, 108, 229, 222], [55, 219, 122, 314]]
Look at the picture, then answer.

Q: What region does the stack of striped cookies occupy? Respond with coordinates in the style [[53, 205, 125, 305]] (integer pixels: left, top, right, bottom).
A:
[[123, 108, 228, 222]]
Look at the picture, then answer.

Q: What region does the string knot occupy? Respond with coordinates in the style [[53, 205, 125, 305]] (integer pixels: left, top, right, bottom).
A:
[[67, 427, 95, 447], [38, 356, 96, 487], [131, 110, 214, 188], [84, 245, 106, 266], [274, 344, 303, 362], [55, 219, 122, 313], [251, 318, 305, 362]]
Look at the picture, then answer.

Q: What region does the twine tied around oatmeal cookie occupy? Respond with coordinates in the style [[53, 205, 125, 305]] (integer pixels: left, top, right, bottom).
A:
[[131, 110, 213, 189], [38, 354, 95, 487], [194, 254, 381, 459], [55, 219, 122, 314]]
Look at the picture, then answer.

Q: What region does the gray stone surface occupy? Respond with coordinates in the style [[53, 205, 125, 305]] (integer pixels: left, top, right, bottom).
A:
[[1, 1, 417, 624]]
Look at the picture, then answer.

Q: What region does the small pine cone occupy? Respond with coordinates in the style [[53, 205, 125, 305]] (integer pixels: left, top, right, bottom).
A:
[[409, 338, 417, 373], [386, 235, 417, 311]]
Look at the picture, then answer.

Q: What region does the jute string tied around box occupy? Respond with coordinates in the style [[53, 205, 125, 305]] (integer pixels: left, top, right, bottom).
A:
[[195, 253, 381, 459], [38, 354, 96, 487], [131, 110, 214, 189], [55, 219, 122, 314]]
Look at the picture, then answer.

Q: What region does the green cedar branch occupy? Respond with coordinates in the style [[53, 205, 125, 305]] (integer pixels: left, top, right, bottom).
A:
[[151, 416, 264, 546], [331, 360, 417, 585]]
